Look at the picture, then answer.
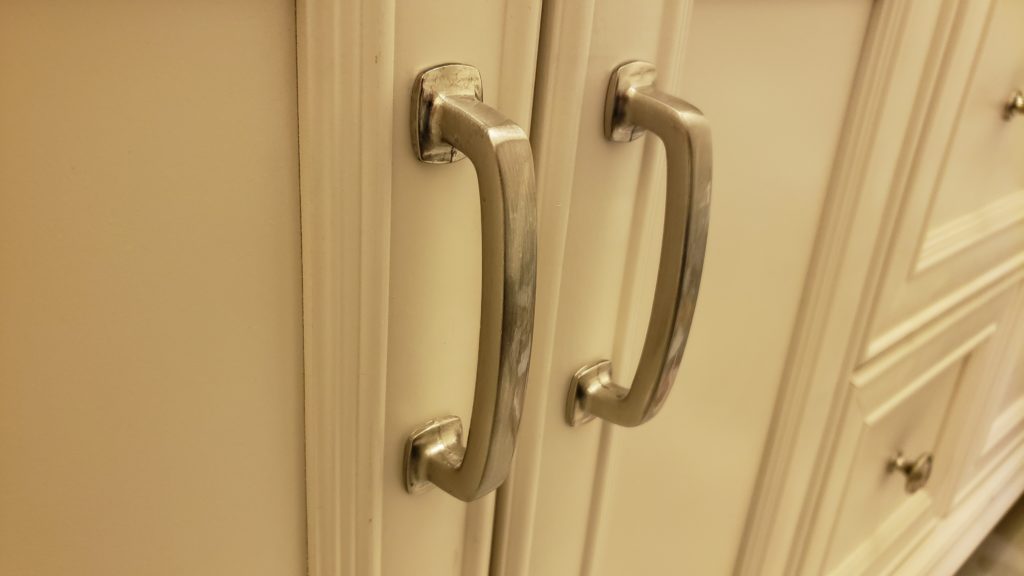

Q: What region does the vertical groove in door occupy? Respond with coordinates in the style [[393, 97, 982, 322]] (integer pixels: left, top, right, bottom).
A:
[[462, 494, 497, 576], [578, 2, 694, 573], [579, 424, 616, 576]]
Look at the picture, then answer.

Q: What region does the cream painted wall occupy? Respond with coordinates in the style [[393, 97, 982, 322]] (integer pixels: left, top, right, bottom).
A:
[[0, 2, 307, 574]]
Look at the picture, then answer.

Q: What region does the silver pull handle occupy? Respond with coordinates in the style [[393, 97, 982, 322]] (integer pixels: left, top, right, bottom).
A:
[[403, 64, 537, 502], [566, 61, 711, 427], [1005, 89, 1024, 120], [888, 451, 933, 494]]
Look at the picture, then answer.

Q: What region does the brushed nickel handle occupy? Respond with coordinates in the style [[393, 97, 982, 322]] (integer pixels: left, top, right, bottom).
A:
[[565, 61, 712, 427], [888, 451, 933, 494], [403, 64, 537, 502], [1005, 90, 1023, 120]]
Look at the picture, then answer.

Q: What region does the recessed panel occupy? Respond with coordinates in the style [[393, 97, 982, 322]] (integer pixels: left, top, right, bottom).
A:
[[926, 0, 1024, 231]]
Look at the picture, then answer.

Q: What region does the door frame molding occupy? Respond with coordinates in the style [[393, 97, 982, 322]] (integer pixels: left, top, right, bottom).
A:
[[297, 1, 396, 575]]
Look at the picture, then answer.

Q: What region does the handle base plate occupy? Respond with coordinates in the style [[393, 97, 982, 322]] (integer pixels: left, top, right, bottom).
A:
[[1005, 89, 1024, 120], [411, 64, 483, 164], [566, 359, 620, 426], [404, 415, 464, 494], [605, 61, 657, 142]]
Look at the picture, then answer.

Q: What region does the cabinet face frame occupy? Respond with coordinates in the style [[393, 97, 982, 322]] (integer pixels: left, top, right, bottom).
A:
[[741, 0, 1024, 573], [738, 0, 954, 570]]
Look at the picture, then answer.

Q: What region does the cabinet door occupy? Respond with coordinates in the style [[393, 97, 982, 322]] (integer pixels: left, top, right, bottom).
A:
[[377, 2, 542, 575], [493, 1, 874, 574], [0, 1, 306, 575]]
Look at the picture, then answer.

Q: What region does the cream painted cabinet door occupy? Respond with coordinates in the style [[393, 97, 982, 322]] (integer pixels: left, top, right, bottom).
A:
[[374, 2, 542, 575], [0, 1, 306, 575], [493, 1, 877, 574]]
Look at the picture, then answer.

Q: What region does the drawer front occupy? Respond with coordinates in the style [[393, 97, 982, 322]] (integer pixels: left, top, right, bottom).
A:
[[805, 283, 1021, 575], [865, 0, 1024, 360]]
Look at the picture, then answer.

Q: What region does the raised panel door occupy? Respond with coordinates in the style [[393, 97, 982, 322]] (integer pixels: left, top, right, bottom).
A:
[[493, 1, 876, 574], [381, 2, 542, 575]]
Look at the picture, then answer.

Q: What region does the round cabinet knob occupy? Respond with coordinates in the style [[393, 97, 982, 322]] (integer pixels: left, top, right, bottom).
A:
[[1005, 90, 1024, 120], [888, 451, 933, 494]]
